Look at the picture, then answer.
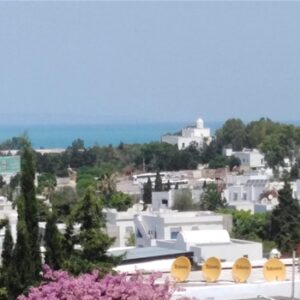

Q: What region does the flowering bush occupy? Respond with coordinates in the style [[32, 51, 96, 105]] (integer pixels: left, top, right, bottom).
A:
[[18, 265, 177, 300]]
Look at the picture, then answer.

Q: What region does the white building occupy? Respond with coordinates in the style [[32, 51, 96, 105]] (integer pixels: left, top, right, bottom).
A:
[[161, 118, 211, 150], [158, 229, 262, 263], [226, 179, 269, 203], [224, 148, 265, 169], [105, 208, 138, 248], [134, 210, 232, 248], [152, 189, 202, 211]]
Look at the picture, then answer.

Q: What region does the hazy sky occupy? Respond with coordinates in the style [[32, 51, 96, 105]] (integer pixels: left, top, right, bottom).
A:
[[0, 1, 300, 124]]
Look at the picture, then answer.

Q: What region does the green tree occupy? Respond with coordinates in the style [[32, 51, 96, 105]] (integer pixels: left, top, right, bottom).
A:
[[269, 181, 300, 253], [290, 163, 299, 180], [172, 189, 193, 211], [142, 177, 152, 204], [108, 192, 133, 211], [44, 213, 64, 270], [20, 142, 41, 279], [1, 222, 13, 289], [154, 171, 163, 191], [228, 156, 241, 171], [7, 219, 32, 300], [62, 222, 75, 256], [199, 183, 227, 211], [97, 173, 117, 202], [64, 187, 118, 275], [0, 176, 5, 189], [216, 119, 246, 151], [37, 173, 57, 196], [50, 187, 79, 222]]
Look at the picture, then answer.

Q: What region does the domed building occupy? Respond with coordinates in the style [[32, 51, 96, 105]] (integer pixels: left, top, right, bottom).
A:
[[161, 118, 211, 150]]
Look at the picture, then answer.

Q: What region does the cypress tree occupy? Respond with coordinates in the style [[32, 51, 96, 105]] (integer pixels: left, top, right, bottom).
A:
[[142, 177, 152, 204], [270, 181, 300, 253], [20, 142, 41, 279], [65, 187, 118, 275], [7, 218, 32, 300], [63, 221, 75, 255], [1, 221, 13, 285], [154, 171, 163, 191], [44, 213, 63, 270]]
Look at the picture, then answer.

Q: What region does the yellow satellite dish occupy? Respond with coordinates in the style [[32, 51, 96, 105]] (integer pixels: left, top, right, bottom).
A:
[[232, 257, 252, 283], [171, 256, 191, 282], [202, 257, 222, 282], [263, 258, 286, 282]]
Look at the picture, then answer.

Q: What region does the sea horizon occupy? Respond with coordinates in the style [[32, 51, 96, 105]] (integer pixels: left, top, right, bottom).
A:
[[0, 120, 299, 149], [0, 121, 223, 149]]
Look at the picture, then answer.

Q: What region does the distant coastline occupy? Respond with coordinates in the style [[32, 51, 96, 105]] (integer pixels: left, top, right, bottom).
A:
[[0, 122, 223, 148], [0, 120, 299, 149]]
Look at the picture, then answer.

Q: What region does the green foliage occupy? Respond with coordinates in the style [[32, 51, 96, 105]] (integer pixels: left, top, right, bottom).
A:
[[20, 143, 41, 280], [0, 176, 5, 189], [1, 223, 13, 289], [7, 220, 33, 300], [0, 137, 25, 150], [37, 173, 57, 195], [172, 189, 193, 211], [216, 119, 246, 151], [64, 187, 119, 275], [108, 192, 133, 211], [269, 181, 300, 253], [50, 187, 79, 222], [44, 213, 64, 270], [290, 163, 300, 180], [76, 174, 97, 196], [62, 222, 75, 256], [227, 156, 241, 171], [231, 210, 269, 241], [9, 174, 20, 190], [199, 183, 227, 211], [208, 155, 228, 169], [0, 288, 8, 300], [97, 173, 117, 201], [154, 171, 163, 191], [142, 177, 152, 205]]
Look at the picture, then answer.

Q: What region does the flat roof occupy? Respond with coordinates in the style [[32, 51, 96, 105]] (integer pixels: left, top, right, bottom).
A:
[[109, 246, 193, 264]]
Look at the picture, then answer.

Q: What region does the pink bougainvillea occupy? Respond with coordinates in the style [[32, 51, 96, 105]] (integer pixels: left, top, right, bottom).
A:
[[18, 265, 178, 300]]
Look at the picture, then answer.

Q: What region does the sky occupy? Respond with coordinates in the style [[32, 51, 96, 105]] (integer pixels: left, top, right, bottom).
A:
[[0, 1, 300, 125]]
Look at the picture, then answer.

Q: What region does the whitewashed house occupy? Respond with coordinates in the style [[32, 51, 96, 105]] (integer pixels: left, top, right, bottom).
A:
[[134, 210, 232, 248], [224, 148, 265, 169], [161, 118, 211, 150]]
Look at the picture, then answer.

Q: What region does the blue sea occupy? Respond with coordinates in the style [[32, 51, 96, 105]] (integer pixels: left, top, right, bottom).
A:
[[0, 122, 223, 149]]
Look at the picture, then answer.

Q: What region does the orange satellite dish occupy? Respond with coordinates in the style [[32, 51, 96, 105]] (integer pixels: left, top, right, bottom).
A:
[[202, 257, 222, 282], [263, 258, 286, 282], [232, 257, 252, 283], [171, 256, 191, 282]]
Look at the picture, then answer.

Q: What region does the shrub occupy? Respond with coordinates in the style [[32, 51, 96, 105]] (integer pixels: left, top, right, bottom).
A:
[[18, 265, 176, 300]]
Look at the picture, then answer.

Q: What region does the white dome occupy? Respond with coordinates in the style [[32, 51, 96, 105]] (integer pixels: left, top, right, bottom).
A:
[[176, 230, 230, 245], [196, 118, 204, 129]]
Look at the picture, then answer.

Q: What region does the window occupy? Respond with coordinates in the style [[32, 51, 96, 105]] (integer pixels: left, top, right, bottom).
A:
[[233, 193, 238, 201], [171, 227, 181, 239], [243, 193, 247, 201], [182, 143, 185, 149], [162, 199, 168, 206], [171, 231, 179, 239]]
